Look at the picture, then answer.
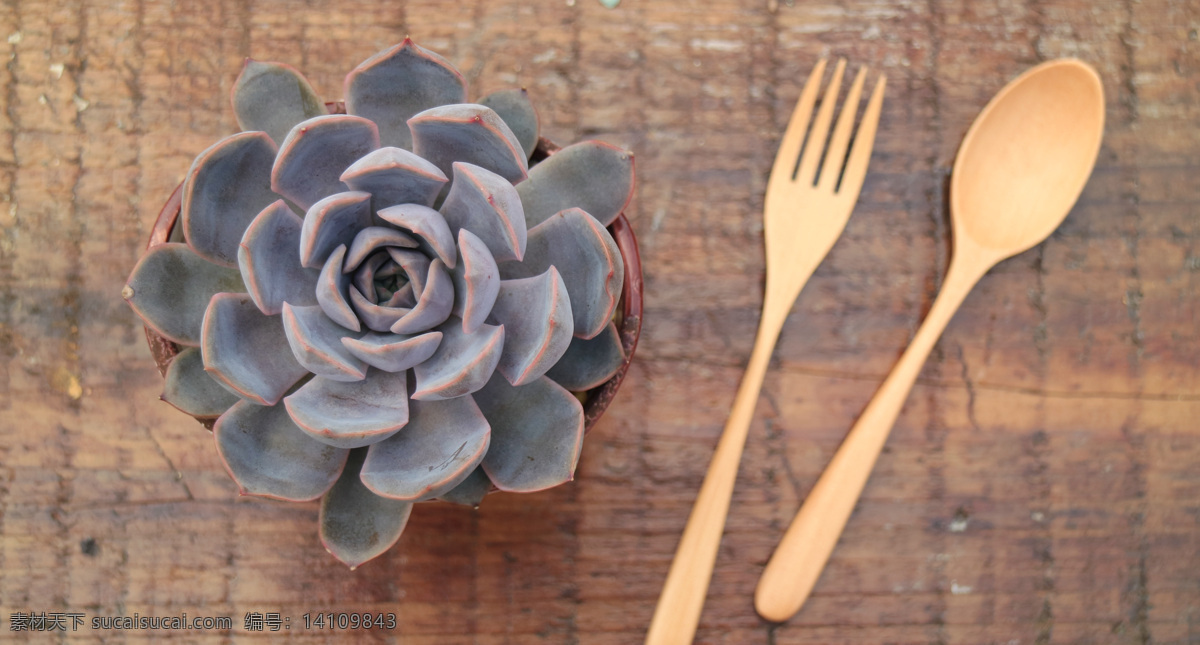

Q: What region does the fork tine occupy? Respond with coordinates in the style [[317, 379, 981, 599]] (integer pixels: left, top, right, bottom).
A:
[[768, 59, 828, 189], [795, 58, 846, 186], [818, 66, 867, 191], [837, 74, 887, 198]]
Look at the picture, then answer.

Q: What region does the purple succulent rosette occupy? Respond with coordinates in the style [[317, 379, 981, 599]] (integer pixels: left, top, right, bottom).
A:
[[123, 39, 635, 568]]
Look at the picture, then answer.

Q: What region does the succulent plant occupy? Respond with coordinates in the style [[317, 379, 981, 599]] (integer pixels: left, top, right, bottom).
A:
[[123, 39, 636, 568]]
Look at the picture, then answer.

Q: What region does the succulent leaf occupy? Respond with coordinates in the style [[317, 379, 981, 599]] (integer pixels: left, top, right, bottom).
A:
[[385, 284, 413, 307], [341, 331, 442, 373], [181, 131, 280, 267], [499, 208, 623, 340], [344, 39, 467, 150], [214, 398, 349, 502], [300, 191, 374, 270], [232, 59, 327, 146], [350, 252, 389, 302], [409, 104, 528, 185], [390, 259, 453, 334], [162, 346, 240, 418], [383, 248, 431, 296], [239, 200, 320, 315], [479, 89, 540, 159], [280, 303, 368, 382], [516, 140, 634, 228], [411, 318, 504, 401], [320, 448, 413, 569], [377, 204, 457, 269], [284, 369, 410, 449], [545, 320, 627, 391], [340, 146, 448, 210], [272, 115, 380, 211], [387, 281, 417, 309], [343, 226, 419, 272], [436, 466, 493, 507], [440, 162, 526, 263], [361, 397, 491, 501], [124, 243, 246, 346], [201, 293, 310, 406], [474, 373, 585, 493], [315, 245, 360, 332], [491, 267, 573, 387], [450, 229, 500, 334]]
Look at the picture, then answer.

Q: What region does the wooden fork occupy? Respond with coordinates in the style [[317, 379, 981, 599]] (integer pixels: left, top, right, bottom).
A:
[[644, 59, 886, 645]]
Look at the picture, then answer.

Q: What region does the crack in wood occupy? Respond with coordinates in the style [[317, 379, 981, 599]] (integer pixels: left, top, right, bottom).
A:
[[954, 342, 980, 432]]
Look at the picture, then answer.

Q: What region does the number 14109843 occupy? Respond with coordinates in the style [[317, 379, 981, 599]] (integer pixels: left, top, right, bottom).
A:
[[302, 613, 396, 630]]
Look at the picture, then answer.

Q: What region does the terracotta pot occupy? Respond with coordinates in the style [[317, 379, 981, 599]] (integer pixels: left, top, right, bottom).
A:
[[142, 133, 642, 435]]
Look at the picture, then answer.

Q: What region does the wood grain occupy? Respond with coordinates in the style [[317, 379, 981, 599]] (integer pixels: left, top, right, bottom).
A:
[[2, 0, 1198, 643]]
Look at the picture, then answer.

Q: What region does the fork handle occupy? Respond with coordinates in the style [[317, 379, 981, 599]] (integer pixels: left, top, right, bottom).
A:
[[645, 300, 790, 645], [755, 255, 989, 623]]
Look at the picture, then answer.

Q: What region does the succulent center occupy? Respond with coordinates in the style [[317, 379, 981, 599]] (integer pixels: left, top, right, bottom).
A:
[[351, 248, 425, 310], [372, 260, 407, 302]]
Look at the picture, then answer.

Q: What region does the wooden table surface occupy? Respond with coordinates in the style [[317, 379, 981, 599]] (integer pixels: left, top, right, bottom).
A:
[[2, 0, 1198, 643]]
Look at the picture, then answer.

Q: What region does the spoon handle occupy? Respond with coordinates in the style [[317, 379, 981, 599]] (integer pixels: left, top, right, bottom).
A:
[[754, 255, 989, 623], [645, 295, 791, 645]]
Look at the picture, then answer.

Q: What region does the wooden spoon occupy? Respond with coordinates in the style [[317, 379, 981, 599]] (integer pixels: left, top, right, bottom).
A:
[[755, 58, 1106, 623]]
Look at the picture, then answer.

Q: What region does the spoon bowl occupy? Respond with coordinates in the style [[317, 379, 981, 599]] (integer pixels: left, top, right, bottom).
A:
[[952, 59, 1106, 257], [754, 58, 1106, 623]]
